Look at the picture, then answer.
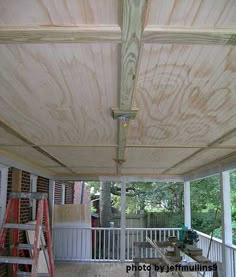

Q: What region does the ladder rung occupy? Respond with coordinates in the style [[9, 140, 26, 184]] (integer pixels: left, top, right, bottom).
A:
[[9, 192, 48, 200], [17, 243, 34, 250], [17, 272, 50, 277], [3, 223, 45, 231], [17, 244, 47, 251], [0, 256, 33, 264]]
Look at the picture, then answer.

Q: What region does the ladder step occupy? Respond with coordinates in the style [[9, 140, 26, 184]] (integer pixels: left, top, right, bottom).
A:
[[17, 272, 50, 277], [9, 192, 48, 200], [0, 256, 33, 264], [17, 243, 34, 250], [3, 223, 45, 231]]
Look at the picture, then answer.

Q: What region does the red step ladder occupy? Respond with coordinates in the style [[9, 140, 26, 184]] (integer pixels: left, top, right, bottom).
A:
[[0, 192, 55, 277]]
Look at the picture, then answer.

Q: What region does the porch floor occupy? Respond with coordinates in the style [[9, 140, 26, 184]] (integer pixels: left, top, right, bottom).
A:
[[55, 262, 196, 277]]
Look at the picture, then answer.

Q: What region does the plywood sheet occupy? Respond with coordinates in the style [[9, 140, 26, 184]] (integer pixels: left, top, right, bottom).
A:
[[0, 126, 27, 146], [0, 0, 120, 25], [0, 43, 119, 145], [129, 44, 236, 146], [124, 148, 200, 170], [147, 0, 236, 28], [54, 204, 91, 224], [72, 167, 116, 175], [47, 167, 73, 174], [26, 221, 49, 274], [43, 147, 116, 168], [0, 146, 60, 167], [167, 148, 236, 174]]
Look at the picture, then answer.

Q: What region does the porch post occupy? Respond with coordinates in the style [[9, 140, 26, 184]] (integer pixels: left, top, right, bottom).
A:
[[30, 174, 38, 221], [220, 170, 232, 277], [49, 180, 55, 232], [0, 165, 8, 225], [120, 178, 126, 262], [184, 181, 191, 229]]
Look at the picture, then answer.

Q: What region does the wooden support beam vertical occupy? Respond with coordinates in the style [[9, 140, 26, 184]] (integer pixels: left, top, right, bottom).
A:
[[116, 0, 147, 172], [184, 181, 191, 229], [220, 171, 232, 277]]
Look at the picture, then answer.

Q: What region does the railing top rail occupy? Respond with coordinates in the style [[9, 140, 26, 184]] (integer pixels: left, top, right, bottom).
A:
[[196, 230, 222, 244], [125, 228, 181, 231]]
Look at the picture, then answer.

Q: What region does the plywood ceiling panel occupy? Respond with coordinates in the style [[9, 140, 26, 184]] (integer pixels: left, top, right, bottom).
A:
[[128, 44, 236, 146], [47, 167, 73, 174], [0, 0, 120, 25], [72, 167, 116, 175], [0, 43, 119, 145], [0, 146, 60, 167], [167, 148, 236, 174], [42, 147, 117, 168], [147, 0, 236, 28], [124, 148, 200, 170], [0, 126, 27, 146]]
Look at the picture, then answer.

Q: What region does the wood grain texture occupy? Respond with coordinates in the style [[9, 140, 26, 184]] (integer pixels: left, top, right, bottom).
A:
[[0, 26, 121, 44], [143, 26, 236, 45], [168, 149, 236, 175], [0, 126, 27, 146], [116, 0, 147, 168], [0, 146, 60, 167], [0, 0, 119, 25], [0, 43, 119, 145], [129, 44, 236, 146], [148, 0, 236, 28], [42, 147, 117, 168], [120, 0, 147, 109], [124, 148, 199, 170]]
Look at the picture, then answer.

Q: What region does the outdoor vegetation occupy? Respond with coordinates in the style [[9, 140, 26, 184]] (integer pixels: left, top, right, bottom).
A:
[[88, 169, 236, 245]]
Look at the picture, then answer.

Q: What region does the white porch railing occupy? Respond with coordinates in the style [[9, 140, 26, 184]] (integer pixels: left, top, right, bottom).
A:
[[197, 230, 236, 277], [53, 226, 236, 276], [53, 227, 180, 261]]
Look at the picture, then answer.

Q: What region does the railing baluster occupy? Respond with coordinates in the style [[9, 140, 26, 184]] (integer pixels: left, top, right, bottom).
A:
[[99, 229, 101, 260], [108, 229, 110, 260]]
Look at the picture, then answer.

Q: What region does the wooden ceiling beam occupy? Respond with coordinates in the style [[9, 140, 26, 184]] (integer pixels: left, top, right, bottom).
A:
[[115, 0, 147, 174], [161, 127, 236, 174], [0, 26, 121, 43], [143, 26, 236, 45], [184, 152, 236, 182], [0, 118, 75, 174], [0, 26, 236, 45]]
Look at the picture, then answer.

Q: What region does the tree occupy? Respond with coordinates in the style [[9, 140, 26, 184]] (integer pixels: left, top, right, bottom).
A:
[[99, 182, 112, 227]]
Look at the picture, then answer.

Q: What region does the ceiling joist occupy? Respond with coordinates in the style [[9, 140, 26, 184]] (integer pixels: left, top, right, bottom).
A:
[[115, 0, 147, 173], [0, 26, 236, 45], [162, 127, 236, 174], [0, 118, 75, 174]]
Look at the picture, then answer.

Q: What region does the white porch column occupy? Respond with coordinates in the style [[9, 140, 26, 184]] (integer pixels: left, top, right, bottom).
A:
[[0, 165, 9, 225], [30, 174, 38, 221], [220, 171, 232, 277], [184, 181, 191, 229], [49, 180, 55, 231], [120, 178, 126, 262]]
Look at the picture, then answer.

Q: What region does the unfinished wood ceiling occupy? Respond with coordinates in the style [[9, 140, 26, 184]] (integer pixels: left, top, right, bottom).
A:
[[0, 0, 236, 180]]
